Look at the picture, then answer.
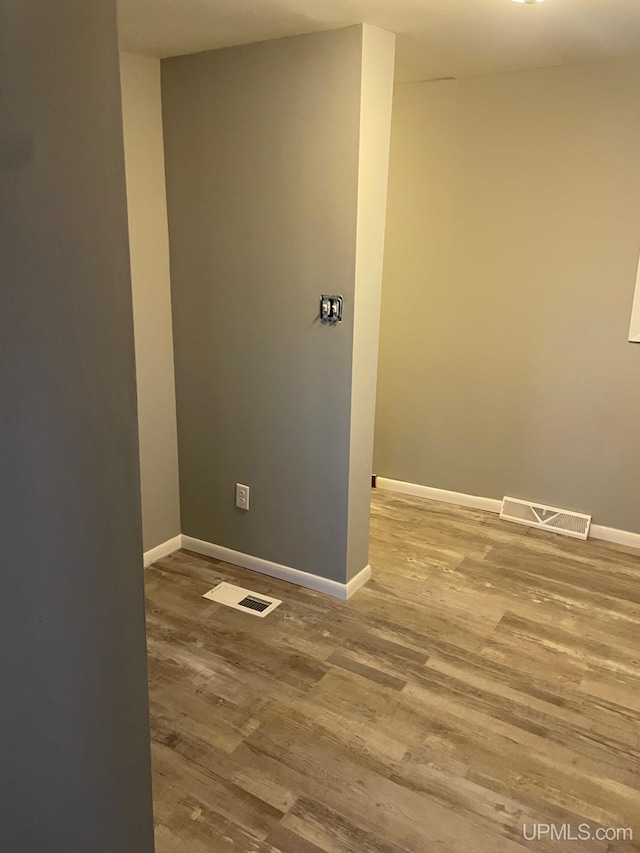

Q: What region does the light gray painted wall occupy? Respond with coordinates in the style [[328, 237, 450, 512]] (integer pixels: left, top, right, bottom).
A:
[[120, 51, 181, 553], [375, 58, 640, 533], [162, 26, 394, 583], [347, 26, 396, 580], [0, 2, 155, 850]]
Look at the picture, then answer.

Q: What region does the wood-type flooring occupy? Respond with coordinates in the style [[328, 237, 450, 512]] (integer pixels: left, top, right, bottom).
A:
[[146, 490, 640, 852]]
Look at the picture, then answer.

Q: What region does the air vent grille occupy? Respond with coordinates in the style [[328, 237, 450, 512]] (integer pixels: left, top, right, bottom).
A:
[[238, 596, 271, 613], [500, 497, 591, 540], [202, 582, 281, 617]]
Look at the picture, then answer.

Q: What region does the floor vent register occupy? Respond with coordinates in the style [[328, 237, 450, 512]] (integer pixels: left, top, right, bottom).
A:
[[202, 582, 281, 617]]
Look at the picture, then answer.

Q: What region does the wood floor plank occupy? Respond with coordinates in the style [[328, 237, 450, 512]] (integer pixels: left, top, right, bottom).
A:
[[145, 490, 640, 851], [267, 824, 331, 853], [326, 650, 407, 691]]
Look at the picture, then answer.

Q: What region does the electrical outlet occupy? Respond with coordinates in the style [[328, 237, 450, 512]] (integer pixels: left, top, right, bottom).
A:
[[236, 483, 250, 511]]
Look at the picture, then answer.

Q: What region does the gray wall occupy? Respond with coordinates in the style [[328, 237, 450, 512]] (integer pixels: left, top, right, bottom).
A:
[[347, 26, 396, 580], [121, 52, 181, 553], [162, 27, 394, 584], [0, 2, 155, 851], [375, 58, 640, 533]]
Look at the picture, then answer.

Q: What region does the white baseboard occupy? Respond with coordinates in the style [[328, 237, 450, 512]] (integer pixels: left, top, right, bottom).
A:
[[181, 535, 371, 600], [143, 534, 182, 568], [376, 477, 502, 513], [590, 524, 640, 550], [376, 477, 640, 551], [346, 563, 373, 598]]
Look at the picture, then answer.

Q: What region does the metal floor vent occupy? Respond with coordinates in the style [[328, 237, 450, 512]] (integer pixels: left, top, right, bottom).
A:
[[202, 582, 281, 617], [500, 496, 591, 540]]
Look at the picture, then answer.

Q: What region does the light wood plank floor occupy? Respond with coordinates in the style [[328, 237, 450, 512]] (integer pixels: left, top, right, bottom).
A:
[[146, 490, 640, 852]]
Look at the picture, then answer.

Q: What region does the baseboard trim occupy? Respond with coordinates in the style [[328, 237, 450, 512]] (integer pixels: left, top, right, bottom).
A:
[[181, 535, 371, 600], [376, 477, 502, 514], [143, 535, 182, 568], [376, 477, 640, 551], [346, 563, 373, 598], [590, 524, 640, 550]]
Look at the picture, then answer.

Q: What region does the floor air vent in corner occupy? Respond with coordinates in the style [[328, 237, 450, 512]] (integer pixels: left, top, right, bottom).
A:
[[202, 582, 281, 617], [500, 497, 591, 540]]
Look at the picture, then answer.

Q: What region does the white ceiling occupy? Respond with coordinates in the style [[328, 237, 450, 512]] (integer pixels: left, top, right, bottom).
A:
[[117, 0, 640, 83]]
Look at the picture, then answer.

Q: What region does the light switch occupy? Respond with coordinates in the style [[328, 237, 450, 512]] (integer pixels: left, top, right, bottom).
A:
[[320, 295, 343, 324]]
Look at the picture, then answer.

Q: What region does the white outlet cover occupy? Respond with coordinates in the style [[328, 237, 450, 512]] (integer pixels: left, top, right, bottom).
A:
[[236, 483, 250, 510], [630, 259, 640, 342]]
